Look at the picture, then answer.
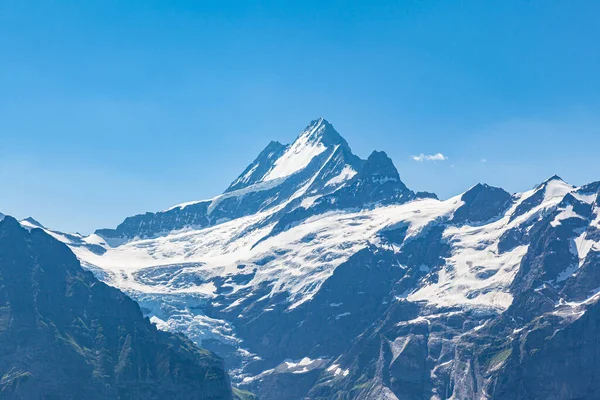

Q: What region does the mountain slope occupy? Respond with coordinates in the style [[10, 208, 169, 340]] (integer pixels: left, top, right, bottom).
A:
[[0, 216, 233, 400], [36, 119, 600, 399]]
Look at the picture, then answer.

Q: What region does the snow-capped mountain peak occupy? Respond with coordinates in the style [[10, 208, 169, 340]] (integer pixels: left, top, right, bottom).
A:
[[260, 119, 330, 182], [299, 117, 349, 147], [20, 216, 45, 229], [95, 118, 370, 241], [540, 174, 565, 185], [228, 118, 350, 192], [22, 117, 600, 399]]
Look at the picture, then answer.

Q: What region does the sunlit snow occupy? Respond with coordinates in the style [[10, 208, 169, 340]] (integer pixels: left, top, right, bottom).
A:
[[262, 119, 328, 182]]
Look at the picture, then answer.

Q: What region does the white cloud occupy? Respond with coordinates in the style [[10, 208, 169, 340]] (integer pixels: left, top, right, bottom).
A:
[[411, 153, 448, 162], [480, 158, 487, 163]]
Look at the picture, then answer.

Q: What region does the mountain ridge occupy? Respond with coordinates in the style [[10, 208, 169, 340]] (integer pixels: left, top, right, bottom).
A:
[[14, 118, 600, 399], [93, 118, 398, 242]]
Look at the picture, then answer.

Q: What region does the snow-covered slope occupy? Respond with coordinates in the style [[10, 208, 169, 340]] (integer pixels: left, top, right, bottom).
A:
[[261, 119, 329, 182], [30, 119, 600, 400], [72, 197, 458, 308], [71, 174, 597, 315], [409, 177, 578, 309]]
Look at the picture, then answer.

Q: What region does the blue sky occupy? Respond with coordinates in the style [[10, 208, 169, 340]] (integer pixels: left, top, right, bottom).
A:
[[1, 1, 599, 233]]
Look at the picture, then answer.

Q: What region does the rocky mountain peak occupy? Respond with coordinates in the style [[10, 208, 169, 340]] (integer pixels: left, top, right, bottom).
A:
[[0, 215, 21, 233], [226, 118, 350, 193], [359, 150, 401, 184], [452, 183, 512, 224], [536, 174, 568, 190], [300, 117, 348, 148], [545, 174, 564, 183], [20, 216, 45, 229]]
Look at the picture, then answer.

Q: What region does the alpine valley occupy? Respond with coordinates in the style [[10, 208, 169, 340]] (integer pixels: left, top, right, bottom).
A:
[[7, 118, 600, 399]]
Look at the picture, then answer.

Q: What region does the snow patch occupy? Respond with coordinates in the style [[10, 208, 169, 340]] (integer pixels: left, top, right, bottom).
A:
[[409, 213, 531, 309], [300, 196, 320, 209], [325, 165, 357, 187], [326, 364, 350, 377], [335, 312, 351, 319], [550, 205, 581, 227], [262, 121, 328, 182]]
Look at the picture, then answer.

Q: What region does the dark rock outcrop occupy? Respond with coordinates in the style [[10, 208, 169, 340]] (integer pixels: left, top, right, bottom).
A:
[[0, 216, 232, 400], [452, 183, 512, 225]]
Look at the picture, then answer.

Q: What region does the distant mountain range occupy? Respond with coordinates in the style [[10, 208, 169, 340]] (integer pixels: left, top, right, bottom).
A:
[[4, 118, 600, 399]]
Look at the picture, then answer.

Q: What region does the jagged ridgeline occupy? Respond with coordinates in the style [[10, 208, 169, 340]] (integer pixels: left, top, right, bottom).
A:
[[12, 119, 600, 399]]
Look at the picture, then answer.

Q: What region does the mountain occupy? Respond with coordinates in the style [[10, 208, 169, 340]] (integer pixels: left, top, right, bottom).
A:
[[94, 118, 364, 243], [0, 216, 233, 400], [32, 119, 600, 399]]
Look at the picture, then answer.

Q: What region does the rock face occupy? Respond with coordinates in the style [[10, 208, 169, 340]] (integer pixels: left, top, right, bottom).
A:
[[489, 299, 600, 400], [451, 183, 512, 225], [0, 216, 233, 400], [27, 118, 600, 399]]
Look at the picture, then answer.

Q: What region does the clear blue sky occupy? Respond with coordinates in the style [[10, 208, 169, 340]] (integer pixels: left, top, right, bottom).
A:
[[1, 1, 599, 234]]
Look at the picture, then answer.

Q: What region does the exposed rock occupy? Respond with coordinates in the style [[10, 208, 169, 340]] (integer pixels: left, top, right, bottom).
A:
[[0, 216, 232, 400]]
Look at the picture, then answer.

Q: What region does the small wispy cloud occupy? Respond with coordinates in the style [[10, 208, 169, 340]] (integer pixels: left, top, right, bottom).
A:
[[411, 153, 448, 162], [480, 158, 487, 163]]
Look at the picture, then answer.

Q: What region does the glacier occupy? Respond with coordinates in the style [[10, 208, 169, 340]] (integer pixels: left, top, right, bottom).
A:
[[22, 118, 600, 399]]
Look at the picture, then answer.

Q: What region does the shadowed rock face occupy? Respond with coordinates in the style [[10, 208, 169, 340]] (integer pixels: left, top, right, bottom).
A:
[[225, 140, 287, 193], [0, 216, 232, 400], [452, 183, 512, 225], [489, 299, 600, 400], [330, 150, 414, 207]]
